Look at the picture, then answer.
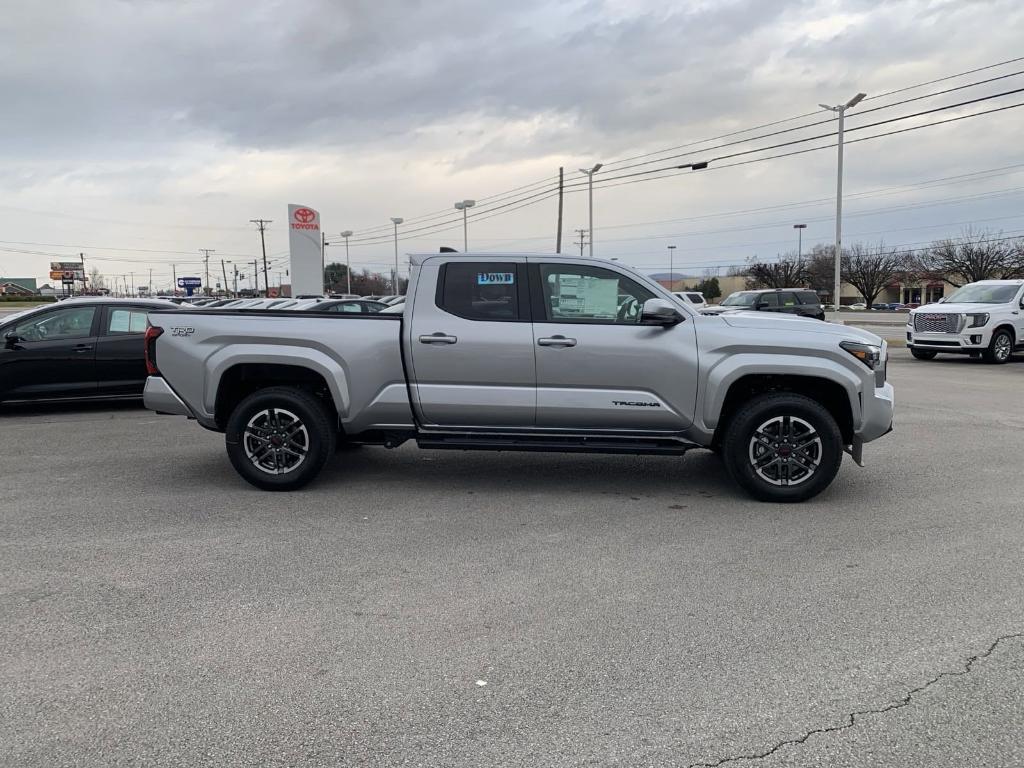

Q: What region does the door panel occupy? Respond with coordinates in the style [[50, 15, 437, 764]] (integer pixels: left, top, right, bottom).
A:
[[408, 261, 536, 427], [94, 306, 151, 395], [530, 261, 699, 431], [0, 306, 99, 400]]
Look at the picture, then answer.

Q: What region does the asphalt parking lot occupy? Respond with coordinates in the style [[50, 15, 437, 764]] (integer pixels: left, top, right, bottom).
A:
[[2, 350, 1023, 767]]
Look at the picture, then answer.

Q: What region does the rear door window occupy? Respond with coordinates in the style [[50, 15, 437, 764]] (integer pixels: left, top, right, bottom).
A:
[[686, 293, 703, 303], [797, 291, 820, 305], [438, 262, 522, 321], [758, 293, 780, 308], [106, 308, 149, 334], [779, 292, 799, 308]]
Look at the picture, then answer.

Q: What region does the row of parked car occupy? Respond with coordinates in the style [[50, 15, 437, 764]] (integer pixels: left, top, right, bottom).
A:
[[164, 294, 407, 314]]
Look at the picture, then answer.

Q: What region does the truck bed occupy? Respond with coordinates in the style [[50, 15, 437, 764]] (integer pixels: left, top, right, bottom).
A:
[[148, 309, 413, 433]]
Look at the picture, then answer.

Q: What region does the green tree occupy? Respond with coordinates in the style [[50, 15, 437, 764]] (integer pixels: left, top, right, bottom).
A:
[[694, 276, 721, 300]]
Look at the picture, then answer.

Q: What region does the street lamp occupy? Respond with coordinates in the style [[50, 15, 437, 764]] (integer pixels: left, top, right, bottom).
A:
[[820, 92, 866, 309], [667, 245, 677, 289], [339, 231, 353, 294], [793, 224, 807, 259], [454, 200, 476, 251], [578, 163, 602, 257], [390, 217, 404, 294]]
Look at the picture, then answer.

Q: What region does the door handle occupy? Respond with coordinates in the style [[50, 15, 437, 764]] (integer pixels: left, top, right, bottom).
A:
[[537, 335, 577, 347], [73, 345, 94, 353], [419, 333, 458, 345]]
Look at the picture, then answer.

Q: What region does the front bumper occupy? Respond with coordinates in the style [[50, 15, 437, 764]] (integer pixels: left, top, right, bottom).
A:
[[906, 325, 992, 352], [857, 381, 895, 444], [143, 376, 193, 417]]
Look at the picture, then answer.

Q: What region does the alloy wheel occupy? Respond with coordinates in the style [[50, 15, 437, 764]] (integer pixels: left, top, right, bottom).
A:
[[748, 415, 822, 486], [243, 408, 310, 475]]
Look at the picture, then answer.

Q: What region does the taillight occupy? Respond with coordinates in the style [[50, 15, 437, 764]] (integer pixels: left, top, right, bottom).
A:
[[144, 325, 164, 375]]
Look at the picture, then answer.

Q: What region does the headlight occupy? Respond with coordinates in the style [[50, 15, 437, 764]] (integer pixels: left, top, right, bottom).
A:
[[840, 340, 882, 369], [966, 313, 989, 328]]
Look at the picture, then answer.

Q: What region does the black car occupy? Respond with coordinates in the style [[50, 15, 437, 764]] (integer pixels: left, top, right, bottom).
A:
[[0, 298, 177, 404], [305, 299, 388, 314], [704, 289, 826, 321]]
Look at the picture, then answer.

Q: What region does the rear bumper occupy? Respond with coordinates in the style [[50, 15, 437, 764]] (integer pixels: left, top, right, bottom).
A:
[[143, 376, 193, 417], [857, 381, 894, 443]]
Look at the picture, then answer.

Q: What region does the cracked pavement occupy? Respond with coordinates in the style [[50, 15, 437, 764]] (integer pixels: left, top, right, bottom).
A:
[[2, 350, 1024, 766]]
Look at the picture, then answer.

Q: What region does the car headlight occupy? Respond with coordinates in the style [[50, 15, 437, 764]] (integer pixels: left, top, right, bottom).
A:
[[840, 340, 882, 369], [966, 312, 989, 328]]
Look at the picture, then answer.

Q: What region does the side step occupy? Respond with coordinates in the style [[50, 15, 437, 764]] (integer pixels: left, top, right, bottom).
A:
[[415, 432, 695, 456]]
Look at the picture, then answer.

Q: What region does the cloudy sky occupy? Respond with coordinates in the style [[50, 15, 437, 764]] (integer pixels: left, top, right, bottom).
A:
[[1, 0, 1022, 290]]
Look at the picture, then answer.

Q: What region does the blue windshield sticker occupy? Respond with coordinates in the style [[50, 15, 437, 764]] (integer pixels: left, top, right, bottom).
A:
[[478, 272, 515, 285]]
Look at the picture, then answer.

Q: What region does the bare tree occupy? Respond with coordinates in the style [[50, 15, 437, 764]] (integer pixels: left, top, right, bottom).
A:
[[916, 228, 1023, 287], [745, 253, 808, 289], [841, 243, 908, 309]]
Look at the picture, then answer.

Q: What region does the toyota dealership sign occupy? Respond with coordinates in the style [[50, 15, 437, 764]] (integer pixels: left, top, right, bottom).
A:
[[287, 203, 322, 296]]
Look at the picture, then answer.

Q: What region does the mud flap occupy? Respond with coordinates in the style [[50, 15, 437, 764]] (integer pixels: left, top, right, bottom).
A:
[[844, 438, 864, 467]]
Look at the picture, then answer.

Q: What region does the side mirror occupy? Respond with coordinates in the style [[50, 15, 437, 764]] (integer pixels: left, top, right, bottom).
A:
[[641, 298, 683, 326], [4, 332, 21, 349]]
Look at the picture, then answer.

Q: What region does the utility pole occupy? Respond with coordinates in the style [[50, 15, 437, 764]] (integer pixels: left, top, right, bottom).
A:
[[148, 268, 153, 296], [556, 166, 564, 253], [819, 93, 866, 310], [667, 245, 677, 289], [171, 264, 177, 294], [79, 252, 86, 296], [129, 272, 135, 296], [199, 248, 215, 296], [252, 260, 258, 295], [249, 219, 271, 297], [574, 229, 588, 258], [232, 264, 239, 296], [221, 260, 229, 297]]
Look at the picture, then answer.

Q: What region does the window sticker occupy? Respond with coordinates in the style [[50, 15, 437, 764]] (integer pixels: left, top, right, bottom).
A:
[[477, 272, 515, 285]]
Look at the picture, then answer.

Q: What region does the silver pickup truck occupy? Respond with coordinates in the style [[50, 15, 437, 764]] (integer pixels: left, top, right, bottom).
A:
[[144, 253, 894, 502]]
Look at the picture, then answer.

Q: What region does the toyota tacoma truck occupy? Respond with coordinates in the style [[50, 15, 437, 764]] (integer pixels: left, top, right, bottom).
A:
[[907, 279, 1024, 364], [143, 253, 894, 502]]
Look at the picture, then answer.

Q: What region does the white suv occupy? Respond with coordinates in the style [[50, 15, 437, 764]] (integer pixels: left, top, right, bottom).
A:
[[672, 291, 707, 311], [907, 280, 1024, 364]]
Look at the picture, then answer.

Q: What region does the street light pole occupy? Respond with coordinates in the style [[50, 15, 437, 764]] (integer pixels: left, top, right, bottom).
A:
[[793, 223, 807, 259], [340, 231, 353, 294], [578, 163, 602, 257], [390, 217, 404, 294], [819, 92, 866, 310], [667, 245, 677, 289], [454, 200, 476, 251]]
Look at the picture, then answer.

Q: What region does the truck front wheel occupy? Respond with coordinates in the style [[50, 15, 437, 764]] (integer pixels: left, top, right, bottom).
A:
[[225, 386, 336, 491], [722, 393, 843, 503]]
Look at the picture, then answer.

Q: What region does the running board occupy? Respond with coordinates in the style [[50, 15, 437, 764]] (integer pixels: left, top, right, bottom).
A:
[[415, 432, 696, 456]]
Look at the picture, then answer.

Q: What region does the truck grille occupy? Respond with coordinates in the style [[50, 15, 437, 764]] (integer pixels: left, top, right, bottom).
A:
[[913, 313, 960, 333]]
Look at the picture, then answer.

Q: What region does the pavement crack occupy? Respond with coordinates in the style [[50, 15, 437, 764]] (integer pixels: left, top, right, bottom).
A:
[[687, 632, 1024, 768]]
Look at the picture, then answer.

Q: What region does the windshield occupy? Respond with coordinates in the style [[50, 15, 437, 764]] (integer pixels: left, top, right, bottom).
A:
[[721, 291, 758, 307], [944, 284, 1021, 304]]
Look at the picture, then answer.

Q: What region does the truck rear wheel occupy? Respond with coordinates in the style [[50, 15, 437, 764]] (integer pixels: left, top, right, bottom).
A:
[[722, 393, 843, 503], [225, 386, 336, 491]]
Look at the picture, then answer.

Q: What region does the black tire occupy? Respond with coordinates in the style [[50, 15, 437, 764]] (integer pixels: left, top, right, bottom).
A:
[[910, 348, 937, 360], [225, 386, 336, 491], [982, 328, 1014, 364], [722, 393, 843, 503]]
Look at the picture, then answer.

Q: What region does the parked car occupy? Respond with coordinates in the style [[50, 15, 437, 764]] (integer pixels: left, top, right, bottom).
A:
[[0, 298, 178, 404], [907, 279, 1024, 364], [306, 299, 388, 313], [848, 303, 868, 311], [672, 291, 707, 311], [702, 289, 826, 321], [144, 253, 893, 502]]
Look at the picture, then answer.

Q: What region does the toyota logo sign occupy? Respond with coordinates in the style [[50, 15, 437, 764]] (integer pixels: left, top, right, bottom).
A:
[[294, 208, 316, 224]]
